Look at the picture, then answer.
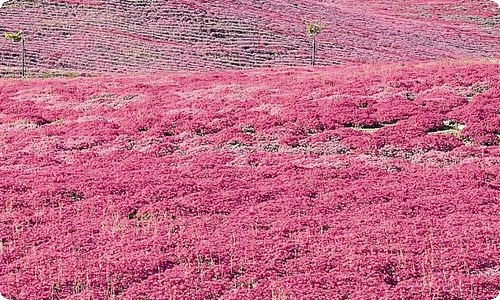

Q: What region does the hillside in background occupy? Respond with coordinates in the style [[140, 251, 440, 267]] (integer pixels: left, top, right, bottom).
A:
[[0, 0, 499, 75]]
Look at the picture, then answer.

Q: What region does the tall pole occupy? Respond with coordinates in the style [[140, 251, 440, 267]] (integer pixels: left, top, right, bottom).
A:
[[312, 36, 316, 66], [21, 38, 25, 78]]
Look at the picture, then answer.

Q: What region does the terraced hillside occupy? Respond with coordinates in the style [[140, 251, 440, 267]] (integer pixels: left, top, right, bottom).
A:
[[0, 60, 499, 299], [0, 0, 499, 75]]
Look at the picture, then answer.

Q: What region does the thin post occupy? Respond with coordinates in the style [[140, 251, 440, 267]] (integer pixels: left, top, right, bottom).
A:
[[312, 37, 316, 66], [21, 38, 25, 78]]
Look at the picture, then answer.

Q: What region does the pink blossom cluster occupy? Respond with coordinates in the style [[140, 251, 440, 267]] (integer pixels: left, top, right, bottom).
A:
[[0, 60, 498, 299]]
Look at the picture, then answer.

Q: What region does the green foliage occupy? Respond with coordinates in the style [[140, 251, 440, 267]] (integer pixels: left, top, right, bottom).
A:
[[39, 70, 79, 78], [304, 20, 325, 38], [4, 30, 23, 43]]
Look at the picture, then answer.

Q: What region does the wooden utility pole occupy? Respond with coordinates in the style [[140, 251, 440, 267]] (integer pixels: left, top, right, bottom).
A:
[[312, 37, 316, 66], [21, 38, 25, 77]]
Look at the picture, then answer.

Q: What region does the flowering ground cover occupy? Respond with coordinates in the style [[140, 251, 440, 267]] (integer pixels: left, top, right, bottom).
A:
[[0, 0, 499, 75], [0, 59, 498, 299]]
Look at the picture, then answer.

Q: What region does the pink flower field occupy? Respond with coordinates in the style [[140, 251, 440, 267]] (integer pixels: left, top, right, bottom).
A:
[[0, 60, 499, 299], [0, 0, 499, 299]]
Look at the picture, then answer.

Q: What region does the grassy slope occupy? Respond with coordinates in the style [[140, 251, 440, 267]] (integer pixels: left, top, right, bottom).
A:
[[0, 60, 498, 299], [0, 0, 499, 75]]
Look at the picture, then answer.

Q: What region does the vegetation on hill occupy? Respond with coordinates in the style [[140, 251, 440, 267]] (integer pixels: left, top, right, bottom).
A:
[[0, 60, 498, 299], [0, 0, 498, 75], [0, 1, 498, 299]]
